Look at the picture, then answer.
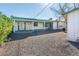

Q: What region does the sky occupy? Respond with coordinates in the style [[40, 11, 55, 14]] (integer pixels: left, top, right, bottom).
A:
[[0, 3, 56, 20]]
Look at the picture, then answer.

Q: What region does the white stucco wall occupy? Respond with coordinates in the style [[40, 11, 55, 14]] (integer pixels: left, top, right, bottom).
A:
[[14, 21, 33, 31], [34, 22, 44, 30], [13, 19, 65, 32], [67, 9, 79, 42], [25, 22, 32, 30], [53, 22, 58, 30], [13, 21, 45, 32], [58, 22, 65, 29], [19, 22, 25, 30], [13, 21, 18, 32]]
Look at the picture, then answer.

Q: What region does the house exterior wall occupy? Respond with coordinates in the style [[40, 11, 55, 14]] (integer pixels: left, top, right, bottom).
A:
[[13, 21, 45, 32], [25, 21, 32, 30], [58, 21, 65, 29], [67, 9, 79, 42], [53, 22, 58, 30], [13, 19, 65, 33], [19, 22, 25, 30], [53, 21, 65, 30], [13, 21, 33, 32], [34, 22, 44, 30], [13, 21, 18, 32]]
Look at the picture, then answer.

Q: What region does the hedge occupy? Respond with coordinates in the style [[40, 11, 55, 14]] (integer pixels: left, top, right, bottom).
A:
[[0, 13, 13, 45]]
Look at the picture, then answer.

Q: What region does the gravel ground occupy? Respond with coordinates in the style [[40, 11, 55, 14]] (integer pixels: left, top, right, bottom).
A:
[[0, 32, 79, 56]]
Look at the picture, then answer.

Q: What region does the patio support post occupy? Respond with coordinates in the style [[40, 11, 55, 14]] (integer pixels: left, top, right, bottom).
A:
[[32, 21, 34, 32], [44, 21, 45, 30], [13, 20, 15, 33], [57, 21, 59, 29], [24, 22, 26, 30]]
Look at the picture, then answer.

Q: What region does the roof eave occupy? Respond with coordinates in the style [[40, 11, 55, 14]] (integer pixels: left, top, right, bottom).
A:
[[64, 8, 79, 15]]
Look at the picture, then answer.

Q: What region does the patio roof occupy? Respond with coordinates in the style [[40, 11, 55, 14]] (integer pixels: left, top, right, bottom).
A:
[[11, 16, 53, 22], [66, 8, 79, 15], [11, 16, 38, 20], [11, 16, 65, 22]]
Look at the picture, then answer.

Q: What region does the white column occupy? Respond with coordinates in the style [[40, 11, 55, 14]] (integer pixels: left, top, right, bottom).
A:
[[44, 21, 45, 30], [57, 21, 59, 29], [32, 21, 34, 31], [13, 20, 15, 33]]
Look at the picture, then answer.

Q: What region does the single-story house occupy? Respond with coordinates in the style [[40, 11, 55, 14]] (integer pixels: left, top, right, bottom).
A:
[[67, 8, 79, 42], [11, 16, 65, 33]]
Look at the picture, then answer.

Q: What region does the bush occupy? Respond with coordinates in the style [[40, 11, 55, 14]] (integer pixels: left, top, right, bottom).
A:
[[0, 13, 13, 45]]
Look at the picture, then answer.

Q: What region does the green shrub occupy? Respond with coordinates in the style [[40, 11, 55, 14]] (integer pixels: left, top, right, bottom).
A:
[[0, 13, 13, 45]]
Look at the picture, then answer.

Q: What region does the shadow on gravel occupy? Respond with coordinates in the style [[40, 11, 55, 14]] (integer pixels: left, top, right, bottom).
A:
[[9, 30, 64, 42], [69, 41, 79, 49]]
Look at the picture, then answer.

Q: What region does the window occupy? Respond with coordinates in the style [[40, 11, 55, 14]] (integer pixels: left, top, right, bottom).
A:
[[34, 22, 38, 27]]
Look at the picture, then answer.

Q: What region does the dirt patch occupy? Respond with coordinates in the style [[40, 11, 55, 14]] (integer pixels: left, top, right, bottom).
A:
[[0, 32, 79, 56]]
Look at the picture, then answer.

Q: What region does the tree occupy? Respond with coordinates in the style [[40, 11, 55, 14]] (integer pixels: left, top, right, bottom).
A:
[[48, 18, 52, 20], [0, 13, 13, 46], [50, 3, 79, 32], [73, 3, 79, 8]]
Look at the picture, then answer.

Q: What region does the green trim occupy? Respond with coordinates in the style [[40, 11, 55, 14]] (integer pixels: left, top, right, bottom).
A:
[[66, 8, 79, 15], [11, 16, 38, 20], [11, 16, 54, 22], [11, 16, 65, 22], [11, 16, 49, 21]]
